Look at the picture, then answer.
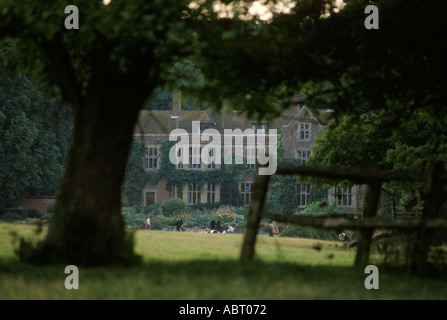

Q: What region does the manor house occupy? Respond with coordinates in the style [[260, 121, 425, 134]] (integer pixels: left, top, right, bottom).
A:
[[133, 92, 364, 213]]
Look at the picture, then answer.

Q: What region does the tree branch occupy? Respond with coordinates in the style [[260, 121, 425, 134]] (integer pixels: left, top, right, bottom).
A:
[[41, 38, 83, 110]]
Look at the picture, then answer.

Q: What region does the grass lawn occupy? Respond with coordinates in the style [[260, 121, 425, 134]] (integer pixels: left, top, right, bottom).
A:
[[0, 222, 446, 300]]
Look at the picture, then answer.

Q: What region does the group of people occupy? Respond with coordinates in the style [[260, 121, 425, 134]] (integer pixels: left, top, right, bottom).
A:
[[209, 219, 235, 233], [210, 219, 222, 233], [145, 216, 235, 233], [210, 219, 220, 232], [146, 216, 351, 242], [146, 216, 351, 244]]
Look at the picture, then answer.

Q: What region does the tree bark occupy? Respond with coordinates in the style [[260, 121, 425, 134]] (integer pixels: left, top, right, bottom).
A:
[[25, 89, 147, 265], [240, 173, 270, 262], [410, 163, 446, 275], [354, 181, 381, 269]]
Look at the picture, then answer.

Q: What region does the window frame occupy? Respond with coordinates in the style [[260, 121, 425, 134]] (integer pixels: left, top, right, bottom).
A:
[[207, 183, 216, 203], [296, 149, 311, 165], [297, 183, 311, 207], [298, 123, 311, 141], [333, 186, 353, 207], [144, 146, 158, 170], [188, 183, 202, 204], [240, 182, 254, 205]]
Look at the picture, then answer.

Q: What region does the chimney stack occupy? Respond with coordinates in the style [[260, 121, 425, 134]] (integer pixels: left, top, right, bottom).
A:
[[172, 91, 181, 117]]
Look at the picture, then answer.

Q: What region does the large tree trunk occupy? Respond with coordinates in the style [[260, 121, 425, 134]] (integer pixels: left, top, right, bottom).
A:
[[25, 93, 144, 266]]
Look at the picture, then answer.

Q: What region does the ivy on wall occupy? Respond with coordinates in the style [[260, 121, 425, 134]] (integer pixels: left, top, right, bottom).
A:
[[122, 140, 150, 206], [124, 138, 328, 210], [265, 137, 329, 213], [124, 140, 247, 207]]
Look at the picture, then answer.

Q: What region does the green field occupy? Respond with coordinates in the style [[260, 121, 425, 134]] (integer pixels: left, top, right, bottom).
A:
[[0, 223, 446, 300]]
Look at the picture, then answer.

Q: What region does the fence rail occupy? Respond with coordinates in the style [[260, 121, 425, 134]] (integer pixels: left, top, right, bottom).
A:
[[240, 163, 447, 275], [263, 212, 447, 230]]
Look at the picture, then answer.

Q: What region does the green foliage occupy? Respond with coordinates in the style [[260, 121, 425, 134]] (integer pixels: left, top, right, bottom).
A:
[[308, 184, 328, 204], [279, 225, 338, 241], [122, 212, 147, 230], [279, 200, 344, 240], [0, 71, 71, 209], [302, 201, 344, 216], [189, 202, 222, 211], [123, 139, 151, 206], [3, 0, 443, 266], [124, 140, 247, 207], [300, 0, 447, 195], [265, 141, 299, 213], [0, 211, 24, 222], [156, 198, 188, 217], [189, 214, 212, 229], [214, 206, 239, 225], [121, 204, 247, 230], [267, 175, 299, 213], [143, 87, 200, 111]]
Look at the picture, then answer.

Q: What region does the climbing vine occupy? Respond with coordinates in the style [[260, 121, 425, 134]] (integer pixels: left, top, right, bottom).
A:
[[124, 140, 247, 207], [124, 138, 328, 210], [265, 136, 328, 213]]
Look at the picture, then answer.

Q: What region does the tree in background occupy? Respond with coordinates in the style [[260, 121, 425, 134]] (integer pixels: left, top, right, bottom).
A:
[[1, 0, 445, 266], [1, 0, 199, 265], [122, 139, 149, 207], [1, 0, 286, 265], [0, 71, 71, 209]]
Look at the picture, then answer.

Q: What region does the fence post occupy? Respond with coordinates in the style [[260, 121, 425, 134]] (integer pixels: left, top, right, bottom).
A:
[[410, 162, 446, 275], [240, 173, 270, 262], [354, 181, 381, 269]]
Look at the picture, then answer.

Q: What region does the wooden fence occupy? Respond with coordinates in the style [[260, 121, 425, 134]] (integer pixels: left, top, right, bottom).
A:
[[240, 163, 447, 275]]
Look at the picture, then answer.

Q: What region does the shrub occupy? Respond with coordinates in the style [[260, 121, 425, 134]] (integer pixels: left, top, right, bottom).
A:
[[301, 200, 344, 216], [150, 216, 177, 230], [214, 206, 238, 222], [191, 214, 212, 229], [41, 212, 52, 223], [158, 198, 188, 217], [25, 208, 41, 219], [123, 212, 147, 230], [280, 225, 338, 241], [190, 202, 222, 211], [46, 202, 55, 213], [0, 210, 25, 222]]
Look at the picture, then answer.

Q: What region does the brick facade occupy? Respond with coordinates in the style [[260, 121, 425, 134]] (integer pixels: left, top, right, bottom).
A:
[[22, 197, 56, 213], [133, 95, 364, 213]]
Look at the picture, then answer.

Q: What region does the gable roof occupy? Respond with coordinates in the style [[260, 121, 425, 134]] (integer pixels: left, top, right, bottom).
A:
[[134, 105, 328, 135]]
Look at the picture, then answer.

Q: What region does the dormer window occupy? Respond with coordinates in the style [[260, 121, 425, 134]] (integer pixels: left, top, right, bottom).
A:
[[250, 123, 269, 133], [298, 123, 310, 140]]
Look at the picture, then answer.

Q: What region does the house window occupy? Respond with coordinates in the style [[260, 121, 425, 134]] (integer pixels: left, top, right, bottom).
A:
[[246, 146, 256, 169], [144, 147, 158, 169], [333, 186, 352, 207], [240, 182, 254, 205], [207, 148, 217, 169], [146, 192, 155, 205], [250, 123, 269, 133], [297, 183, 311, 207], [298, 123, 310, 140], [207, 183, 216, 203], [188, 183, 202, 204], [189, 147, 201, 169], [176, 147, 184, 169], [296, 150, 311, 165]]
